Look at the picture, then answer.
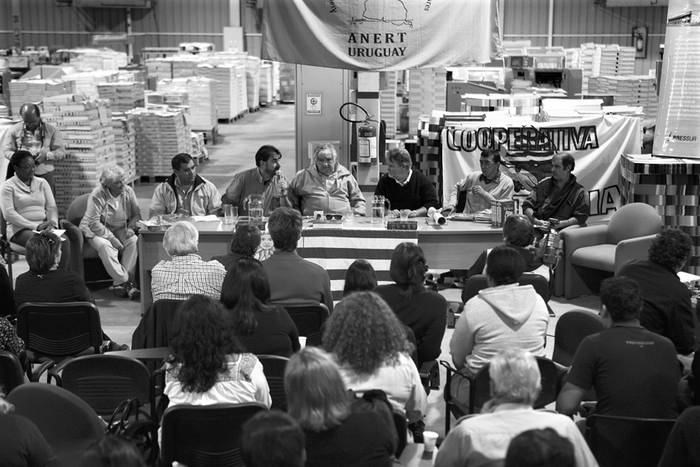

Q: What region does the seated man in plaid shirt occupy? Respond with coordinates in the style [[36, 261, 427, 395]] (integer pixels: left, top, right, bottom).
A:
[[151, 220, 226, 302]]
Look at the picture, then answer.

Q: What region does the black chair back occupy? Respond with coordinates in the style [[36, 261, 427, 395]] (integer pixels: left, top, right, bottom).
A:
[[586, 414, 676, 467], [552, 310, 605, 367], [160, 402, 268, 467], [54, 354, 154, 417], [0, 350, 25, 394], [132, 299, 184, 349], [17, 302, 103, 359], [533, 357, 561, 409], [257, 354, 288, 411], [392, 409, 408, 457], [281, 303, 330, 346]]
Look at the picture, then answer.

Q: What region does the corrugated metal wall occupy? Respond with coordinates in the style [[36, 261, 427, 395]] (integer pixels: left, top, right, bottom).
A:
[[503, 0, 667, 74]]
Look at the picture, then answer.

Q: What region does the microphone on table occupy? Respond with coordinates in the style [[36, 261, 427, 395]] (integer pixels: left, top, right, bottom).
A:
[[427, 207, 446, 225]]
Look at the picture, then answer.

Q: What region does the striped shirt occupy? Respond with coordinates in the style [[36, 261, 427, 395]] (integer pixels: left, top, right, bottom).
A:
[[151, 254, 226, 302]]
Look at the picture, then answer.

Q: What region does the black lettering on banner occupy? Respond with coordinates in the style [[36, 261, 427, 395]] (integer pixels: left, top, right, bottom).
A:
[[445, 126, 600, 153]]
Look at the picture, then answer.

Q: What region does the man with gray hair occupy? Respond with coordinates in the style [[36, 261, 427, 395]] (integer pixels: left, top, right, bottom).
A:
[[150, 220, 226, 301], [288, 143, 365, 216], [80, 166, 141, 299], [436, 349, 597, 467], [374, 148, 438, 218]]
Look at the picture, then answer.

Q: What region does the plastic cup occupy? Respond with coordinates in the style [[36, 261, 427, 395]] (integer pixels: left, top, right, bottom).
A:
[[423, 431, 438, 453], [223, 204, 238, 224]]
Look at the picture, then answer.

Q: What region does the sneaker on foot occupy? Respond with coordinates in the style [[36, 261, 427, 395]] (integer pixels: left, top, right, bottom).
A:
[[126, 283, 140, 301], [109, 283, 128, 298]]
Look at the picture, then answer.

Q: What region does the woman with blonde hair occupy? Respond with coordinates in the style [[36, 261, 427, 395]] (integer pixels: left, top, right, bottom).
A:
[[285, 347, 396, 467]]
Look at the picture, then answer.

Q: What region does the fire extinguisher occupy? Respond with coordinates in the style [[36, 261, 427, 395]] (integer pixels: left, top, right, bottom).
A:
[[358, 124, 377, 163]]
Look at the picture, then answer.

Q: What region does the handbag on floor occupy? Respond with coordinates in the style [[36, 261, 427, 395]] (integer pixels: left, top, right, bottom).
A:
[[106, 398, 159, 465]]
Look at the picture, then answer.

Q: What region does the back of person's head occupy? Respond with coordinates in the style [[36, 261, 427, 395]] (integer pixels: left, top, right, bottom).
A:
[[10, 150, 34, 169], [220, 257, 270, 334], [600, 276, 642, 322], [25, 231, 61, 275], [489, 349, 541, 406], [323, 291, 412, 376], [343, 259, 377, 296], [486, 245, 526, 285], [386, 148, 412, 168], [504, 428, 575, 467], [80, 435, 146, 467], [169, 295, 241, 393], [285, 347, 350, 432], [268, 207, 302, 251], [171, 152, 193, 171], [163, 221, 199, 256], [503, 214, 534, 247], [255, 145, 282, 166], [241, 410, 306, 467], [389, 242, 427, 292], [649, 228, 692, 272], [230, 224, 261, 257]]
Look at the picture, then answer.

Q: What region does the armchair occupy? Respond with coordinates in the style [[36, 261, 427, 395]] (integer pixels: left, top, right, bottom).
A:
[[561, 203, 662, 299], [65, 193, 112, 285]]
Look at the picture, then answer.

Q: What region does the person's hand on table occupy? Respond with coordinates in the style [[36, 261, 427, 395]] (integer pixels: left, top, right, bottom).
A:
[[391, 209, 401, 218], [36, 221, 56, 231]]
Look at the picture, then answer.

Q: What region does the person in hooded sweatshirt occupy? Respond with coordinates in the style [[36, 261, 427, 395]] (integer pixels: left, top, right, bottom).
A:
[[449, 245, 549, 413]]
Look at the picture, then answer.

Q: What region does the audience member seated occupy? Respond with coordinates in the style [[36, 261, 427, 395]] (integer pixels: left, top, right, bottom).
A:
[[212, 224, 261, 272], [80, 434, 146, 467], [435, 350, 597, 467], [149, 152, 220, 217], [467, 214, 548, 280], [288, 143, 366, 216], [374, 243, 446, 365], [79, 166, 141, 300], [658, 406, 700, 467], [221, 145, 290, 216], [450, 246, 549, 413], [343, 259, 377, 296], [285, 347, 397, 467], [505, 428, 576, 467], [241, 410, 306, 467], [0, 315, 23, 356], [442, 148, 515, 216], [151, 221, 226, 302], [0, 150, 78, 271], [220, 257, 300, 357], [262, 207, 333, 311], [374, 148, 438, 218], [556, 276, 680, 419], [163, 295, 271, 408], [618, 228, 695, 355], [0, 395, 56, 467], [522, 152, 589, 230], [323, 292, 426, 422]]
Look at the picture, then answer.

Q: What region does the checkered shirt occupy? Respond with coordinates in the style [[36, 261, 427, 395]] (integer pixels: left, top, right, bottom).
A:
[[151, 254, 226, 302]]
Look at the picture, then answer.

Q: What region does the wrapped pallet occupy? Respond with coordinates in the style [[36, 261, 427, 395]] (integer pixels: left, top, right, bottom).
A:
[[130, 107, 191, 178], [196, 61, 247, 120], [97, 81, 146, 112], [245, 56, 261, 111], [112, 113, 137, 184], [9, 79, 75, 117], [156, 77, 217, 131]]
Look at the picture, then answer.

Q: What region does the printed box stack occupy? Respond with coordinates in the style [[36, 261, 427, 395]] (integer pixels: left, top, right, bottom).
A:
[[112, 113, 137, 183], [380, 70, 398, 138], [64, 48, 128, 71], [97, 82, 146, 112], [407, 68, 446, 136], [578, 43, 602, 93], [61, 70, 118, 99], [245, 56, 261, 110], [42, 94, 117, 215], [588, 75, 658, 117], [196, 61, 247, 120], [279, 63, 295, 102], [599, 45, 636, 77], [130, 107, 191, 177], [156, 77, 217, 131], [259, 62, 274, 106], [9, 79, 75, 117], [145, 59, 173, 83]]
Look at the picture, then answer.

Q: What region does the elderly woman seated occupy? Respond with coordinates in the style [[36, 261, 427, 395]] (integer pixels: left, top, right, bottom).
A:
[[79, 166, 141, 299], [151, 220, 226, 302], [0, 150, 80, 271], [435, 350, 597, 467]]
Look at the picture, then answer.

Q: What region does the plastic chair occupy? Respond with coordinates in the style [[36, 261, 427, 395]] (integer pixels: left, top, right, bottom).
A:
[[552, 310, 606, 367], [280, 303, 330, 347], [160, 402, 268, 467], [0, 350, 25, 394], [562, 202, 663, 299], [586, 414, 677, 467], [257, 354, 288, 411], [7, 382, 105, 466]]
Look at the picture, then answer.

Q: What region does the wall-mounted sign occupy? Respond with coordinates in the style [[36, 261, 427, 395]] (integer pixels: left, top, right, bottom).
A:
[[305, 92, 322, 115]]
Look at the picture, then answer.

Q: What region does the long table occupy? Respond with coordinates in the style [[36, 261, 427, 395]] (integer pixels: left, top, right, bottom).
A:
[[138, 218, 503, 313]]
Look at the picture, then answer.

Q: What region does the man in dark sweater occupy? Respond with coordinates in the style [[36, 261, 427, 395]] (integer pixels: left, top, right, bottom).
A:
[[374, 148, 438, 218]]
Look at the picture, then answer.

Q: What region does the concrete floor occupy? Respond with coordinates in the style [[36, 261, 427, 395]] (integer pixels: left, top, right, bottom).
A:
[[9, 102, 603, 438]]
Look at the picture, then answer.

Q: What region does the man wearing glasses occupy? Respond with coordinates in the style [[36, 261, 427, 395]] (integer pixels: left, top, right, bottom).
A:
[[222, 145, 290, 216], [442, 148, 514, 215]]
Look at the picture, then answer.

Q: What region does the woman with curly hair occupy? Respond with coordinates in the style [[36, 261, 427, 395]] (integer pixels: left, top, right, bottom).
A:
[[164, 295, 271, 408], [322, 292, 426, 422], [374, 243, 447, 365], [220, 257, 300, 356], [285, 347, 397, 467]]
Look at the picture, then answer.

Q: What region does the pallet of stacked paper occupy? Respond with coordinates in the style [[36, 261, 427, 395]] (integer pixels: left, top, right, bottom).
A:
[[97, 82, 146, 112], [41, 94, 117, 215], [169, 55, 201, 78], [145, 59, 173, 83], [9, 79, 75, 116], [156, 77, 217, 131], [407, 68, 446, 136], [579, 43, 602, 93], [57, 48, 127, 71], [190, 131, 208, 161], [589, 75, 658, 117], [61, 70, 118, 99], [112, 113, 137, 184], [279, 62, 295, 102], [130, 107, 191, 177], [271, 61, 280, 101], [0, 105, 8, 118], [196, 61, 247, 120], [245, 56, 261, 111], [259, 62, 274, 106], [380, 71, 398, 138], [599, 45, 635, 76]]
